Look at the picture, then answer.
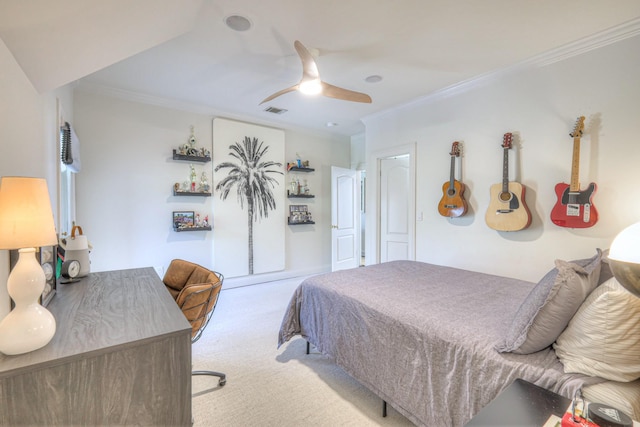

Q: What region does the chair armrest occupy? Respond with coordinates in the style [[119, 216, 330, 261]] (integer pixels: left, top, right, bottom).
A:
[[175, 282, 221, 338]]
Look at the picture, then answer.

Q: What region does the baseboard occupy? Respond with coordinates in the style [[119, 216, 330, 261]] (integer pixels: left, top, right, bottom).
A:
[[222, 265, 331, 289]]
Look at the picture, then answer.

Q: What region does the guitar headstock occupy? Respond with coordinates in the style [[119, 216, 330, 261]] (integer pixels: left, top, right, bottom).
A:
[[502, 133, 513, 149], [450, 141, 461, 157], [570, 116, 586, 138]]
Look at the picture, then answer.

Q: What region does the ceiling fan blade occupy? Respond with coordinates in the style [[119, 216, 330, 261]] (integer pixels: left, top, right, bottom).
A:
[[321, 81, 372, 103], [294, 40, 319, 81], [259, 84, 299, 105], [259, 40, 372, 105]]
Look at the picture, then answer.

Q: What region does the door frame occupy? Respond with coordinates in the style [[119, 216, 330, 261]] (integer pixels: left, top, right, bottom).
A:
[[369, 143, 416, 265]]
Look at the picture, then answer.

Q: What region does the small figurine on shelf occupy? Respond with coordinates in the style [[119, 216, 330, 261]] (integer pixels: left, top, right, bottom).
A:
[[188, 125, 197, 149], [303, 179, 309, 194], [199, 171, 210, 192], [203, 215, 209, 227], [195, 213, 201, 227], [295, 152, 302, 168], [290, 177, 297, 195], [189, 164, 197, 192]]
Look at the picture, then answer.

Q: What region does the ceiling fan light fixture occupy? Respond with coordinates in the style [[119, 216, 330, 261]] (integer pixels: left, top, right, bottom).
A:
[[224, 15, 252, 32], [260, 40, 372, 105], [298, 79, 322, 95]]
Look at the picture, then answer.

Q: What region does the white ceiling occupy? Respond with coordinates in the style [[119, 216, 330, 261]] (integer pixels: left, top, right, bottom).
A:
[[2, 0, 640, 136]]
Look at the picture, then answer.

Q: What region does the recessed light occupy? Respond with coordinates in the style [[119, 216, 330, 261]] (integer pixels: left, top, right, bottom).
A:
[[365, 75, 383, 83], [224, 15, 252, 32], [326, 122, 339, 127]]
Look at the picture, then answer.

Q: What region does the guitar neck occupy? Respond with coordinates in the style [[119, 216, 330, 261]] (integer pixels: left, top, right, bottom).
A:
[[448, 155, 456, 190], [501, 147, 509, 193], [570, 135, 581, 192]]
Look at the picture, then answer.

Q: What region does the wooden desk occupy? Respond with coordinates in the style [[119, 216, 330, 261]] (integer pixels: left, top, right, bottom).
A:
[[0, 267, 192, 426], [465, 379, 571, 426]]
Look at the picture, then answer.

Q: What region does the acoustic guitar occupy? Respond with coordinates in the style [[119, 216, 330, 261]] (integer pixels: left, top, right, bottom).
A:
[[485, 133, 531, 231], [550, 116, 598, 228], [438, 141, 468, 218]]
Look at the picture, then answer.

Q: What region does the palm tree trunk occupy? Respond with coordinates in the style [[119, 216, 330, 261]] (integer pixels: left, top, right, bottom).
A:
[[247, 197, 254, 275]]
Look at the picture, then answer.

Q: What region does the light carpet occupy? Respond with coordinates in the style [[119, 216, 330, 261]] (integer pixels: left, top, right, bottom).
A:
[[191, 276, 415, 426]]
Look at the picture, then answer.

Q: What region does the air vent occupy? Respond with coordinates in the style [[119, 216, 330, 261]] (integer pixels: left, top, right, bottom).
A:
[[264, 106, 288, 115]]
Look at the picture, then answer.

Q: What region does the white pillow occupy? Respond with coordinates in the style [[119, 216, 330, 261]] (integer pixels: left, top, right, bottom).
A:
[[554, 277, 640, 382], [583, 379, 640, 421]]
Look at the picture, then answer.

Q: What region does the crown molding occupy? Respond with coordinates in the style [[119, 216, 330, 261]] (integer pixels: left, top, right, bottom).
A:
[[363, 18, 640, 123], [75, 81, 350, 141]]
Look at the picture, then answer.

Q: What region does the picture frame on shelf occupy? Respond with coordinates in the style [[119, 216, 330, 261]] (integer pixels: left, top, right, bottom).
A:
[[289, 204, 312, 224], [173, 211, 195, 229]]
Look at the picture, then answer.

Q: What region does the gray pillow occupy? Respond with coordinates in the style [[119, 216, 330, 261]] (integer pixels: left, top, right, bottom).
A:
[[496, 249, 602, 354], [597, 249, 613, 285]]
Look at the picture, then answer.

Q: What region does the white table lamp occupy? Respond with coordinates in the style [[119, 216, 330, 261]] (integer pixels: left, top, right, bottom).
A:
[[608, 221, 640, 298], [0, 177, 58, 355]]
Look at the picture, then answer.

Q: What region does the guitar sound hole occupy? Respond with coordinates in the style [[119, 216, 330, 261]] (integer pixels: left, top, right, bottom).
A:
[[499, 192, 512, 202], [447, 189, 456, 196]]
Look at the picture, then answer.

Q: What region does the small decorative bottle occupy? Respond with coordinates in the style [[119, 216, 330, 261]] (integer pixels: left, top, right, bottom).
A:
[[190, 164, 197, 192]]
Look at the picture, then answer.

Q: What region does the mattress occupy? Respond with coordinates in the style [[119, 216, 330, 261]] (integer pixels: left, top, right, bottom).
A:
[[278, 261, 637, 426]]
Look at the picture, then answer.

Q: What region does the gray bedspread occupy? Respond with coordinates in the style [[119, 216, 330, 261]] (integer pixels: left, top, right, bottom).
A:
[[278, 260, 602, 427]]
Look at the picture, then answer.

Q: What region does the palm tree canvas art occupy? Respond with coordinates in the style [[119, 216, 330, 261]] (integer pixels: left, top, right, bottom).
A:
[[213, 119, 285, 278]]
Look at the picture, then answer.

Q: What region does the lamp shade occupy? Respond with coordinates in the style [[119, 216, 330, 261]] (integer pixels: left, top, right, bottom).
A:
[[0, 176, 58, 250], [609, 222, 640, 298]]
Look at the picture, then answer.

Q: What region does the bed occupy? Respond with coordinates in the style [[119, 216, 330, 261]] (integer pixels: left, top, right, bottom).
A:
[[278, 259, 640, 426]]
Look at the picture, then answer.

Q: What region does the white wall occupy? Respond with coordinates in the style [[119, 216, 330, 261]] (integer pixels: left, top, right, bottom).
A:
[[0, 37, 73, 319], [73, 90, 350, 287], [363, 34, 640, 283]]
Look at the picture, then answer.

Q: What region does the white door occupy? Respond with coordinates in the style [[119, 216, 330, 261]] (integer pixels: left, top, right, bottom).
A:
[[380, 156, 410, 262], [331, 166, 360, 271]]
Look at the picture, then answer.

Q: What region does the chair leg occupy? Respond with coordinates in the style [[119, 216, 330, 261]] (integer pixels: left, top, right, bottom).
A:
[[382, 400, 387, 417], [192, 370, 227, 387]]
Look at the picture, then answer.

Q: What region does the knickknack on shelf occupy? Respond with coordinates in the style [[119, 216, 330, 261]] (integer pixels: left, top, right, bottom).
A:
[[173, 125, 211, 162], [173, 211, 211, 232], [288, 204, 314, 225], [287, 155, 315, 226], [173, 165, 211, 196], [170, 126, 212, 232]]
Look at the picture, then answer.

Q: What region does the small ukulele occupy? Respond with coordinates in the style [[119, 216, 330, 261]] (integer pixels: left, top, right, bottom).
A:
[[550, 116, 598, 228], [485, 133, 531, 231], [438, 141, 467, 218]]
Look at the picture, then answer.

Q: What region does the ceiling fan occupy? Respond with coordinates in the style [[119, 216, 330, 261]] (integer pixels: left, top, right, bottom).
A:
[[260, 40, 372, 105]]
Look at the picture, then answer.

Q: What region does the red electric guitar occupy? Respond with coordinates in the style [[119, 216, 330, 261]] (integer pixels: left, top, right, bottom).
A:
[[550, 116, 598, 228], [437, 141, 467, 218]]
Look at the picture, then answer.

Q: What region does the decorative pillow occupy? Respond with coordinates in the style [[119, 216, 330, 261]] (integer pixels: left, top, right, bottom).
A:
[[554, 277, 640, 382], [597, 249, 614, 285], [496, 250, 602, 354]]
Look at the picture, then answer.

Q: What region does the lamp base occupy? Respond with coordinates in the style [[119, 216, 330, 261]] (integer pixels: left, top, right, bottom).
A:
[[0, 248, 56, 355], [610, 259, 640, 298]]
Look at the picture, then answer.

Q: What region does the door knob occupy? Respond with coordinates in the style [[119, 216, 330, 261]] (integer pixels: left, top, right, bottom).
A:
[[331, 225, 338, 229]]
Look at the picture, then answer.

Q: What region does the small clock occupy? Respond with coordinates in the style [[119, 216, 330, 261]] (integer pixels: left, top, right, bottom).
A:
[[61, 259, 81, 282]]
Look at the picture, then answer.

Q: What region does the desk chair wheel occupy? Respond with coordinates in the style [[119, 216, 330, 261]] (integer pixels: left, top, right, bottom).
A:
[[192, 370, 227, 387]]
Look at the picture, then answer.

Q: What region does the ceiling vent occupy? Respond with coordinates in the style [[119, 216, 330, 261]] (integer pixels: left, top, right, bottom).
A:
[[264, 106, 288, 115]]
